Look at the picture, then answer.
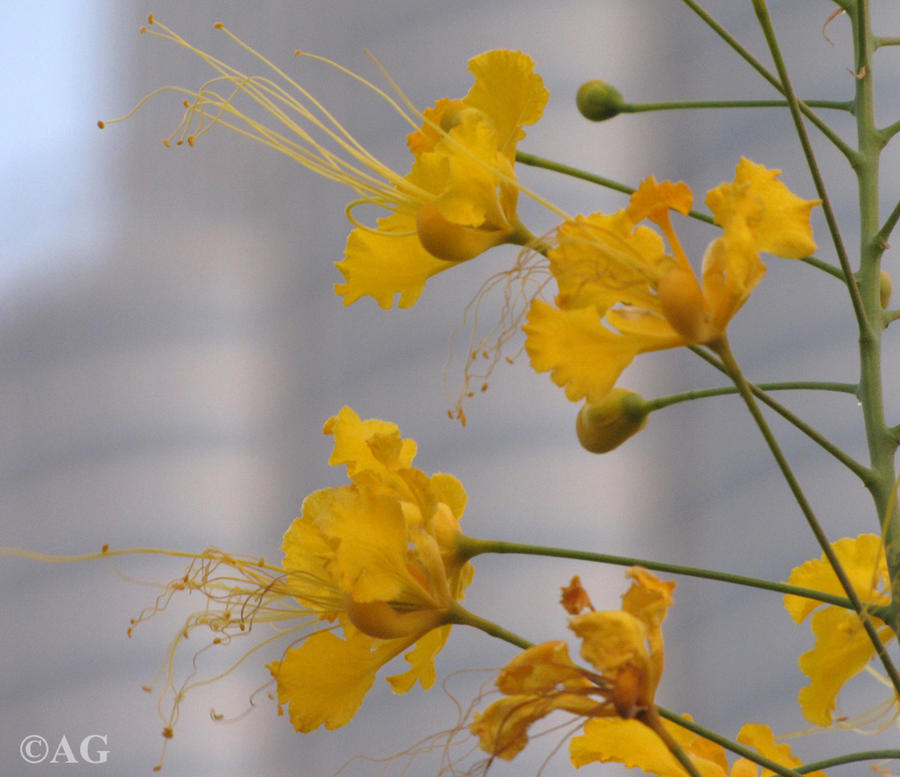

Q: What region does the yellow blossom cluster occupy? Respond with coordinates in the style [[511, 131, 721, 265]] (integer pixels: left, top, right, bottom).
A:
[[134, 407, 473, 746], [94, 17, 899, 777]]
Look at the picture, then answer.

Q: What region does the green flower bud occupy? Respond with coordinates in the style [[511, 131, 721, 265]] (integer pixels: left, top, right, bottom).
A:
[[576, 80, 626, 122], [575, 389, 649, 454], [880, 269, 893, 309]]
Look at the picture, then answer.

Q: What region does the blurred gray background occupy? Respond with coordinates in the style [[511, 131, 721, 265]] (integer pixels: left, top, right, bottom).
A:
[[2, 2, 898, 776]]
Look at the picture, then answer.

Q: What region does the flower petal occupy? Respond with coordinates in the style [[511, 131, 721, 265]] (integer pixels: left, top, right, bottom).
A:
[[386, 625, 450, 693], [736, 723, 823, 777], [796, 606, 893, 725], [706, 158, 818, 259], [784, 534, 888, 623], [269, 630, 401, 732], [627, 177, 693, 225], [496, 641, 593, 695], [571, 718, 726, 777], [324, 405, 417, 478], [524, 300, 645, 404], [569, 610, 648, 675], [463, 49, 548, 158], [335, 211, 456, 309], [549, 213, 669, 313]]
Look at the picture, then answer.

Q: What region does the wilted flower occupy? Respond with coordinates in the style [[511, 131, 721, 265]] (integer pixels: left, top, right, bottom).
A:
[[471, 568, 674, 761]]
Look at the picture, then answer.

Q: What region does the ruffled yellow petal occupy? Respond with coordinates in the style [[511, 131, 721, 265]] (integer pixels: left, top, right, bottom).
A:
[[269, 630, 402, 732], [700, 233, 766, 331], [428, 473, 468, 524], [627, 177, 693, 226], [784, 534, 888, 623], [706, 158, 818, 259], [414, 112, 512, 229], [314, 487, 419, 604], [496, 641, 594, 695], [406, 97, 464, 154], [463, 49, 549, 158], [524, 300, 647, 403], [324, 405, 417, 477], [280, 515, 341, 611], [570, 610, 648, 675], [471, 640, 606, 761], [473, 695, 579, 761], [571, 718, 726, 777], [335, 211, 457, 309], [622, 567, 677, 631], [549, 213, 670, 312], [386, 625, 450, 693], [796, 606, 893, 725], [736, 723, 824, 777], [604, 307, 686, 343]]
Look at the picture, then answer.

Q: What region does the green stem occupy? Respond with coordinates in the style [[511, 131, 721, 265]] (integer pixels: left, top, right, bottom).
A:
[[687, 346, 870, 481], [752, 0, 866, 331], [447, 603, 532, 650], [658, 708, 804, 777], [714, 337, 900, 698], [679, 0, 855, 160], [517, 150, 639, 197], [799, 750, 900, 773], [845, 0, 900, 635], [799, 254, 846, 281], [882, 117, 900, 142], [457, 536, 875, 614], [623, 99, 852, 113], [646, 381, 858, 412], [876, 197, 900, 250]]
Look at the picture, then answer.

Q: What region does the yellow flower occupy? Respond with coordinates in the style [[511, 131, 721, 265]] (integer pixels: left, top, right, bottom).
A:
[[127, 407, 473, 754], [524, 158, 819, 404], [783, 533, 895, 726], [106, 18, 549, 309], [571, 719, 825, 777], [471, 568, 675, 762], [269, 406, 473, 731]]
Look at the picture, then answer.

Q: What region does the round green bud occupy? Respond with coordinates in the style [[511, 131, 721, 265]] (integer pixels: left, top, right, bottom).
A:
[[576, 80, 626, 122], [575, 389, 649, 454]]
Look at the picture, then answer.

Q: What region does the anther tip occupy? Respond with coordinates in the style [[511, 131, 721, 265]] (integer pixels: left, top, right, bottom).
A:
[[213, 21, 223, 30], [146, 13, 154, 25], [97, 120, 105, 129]]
